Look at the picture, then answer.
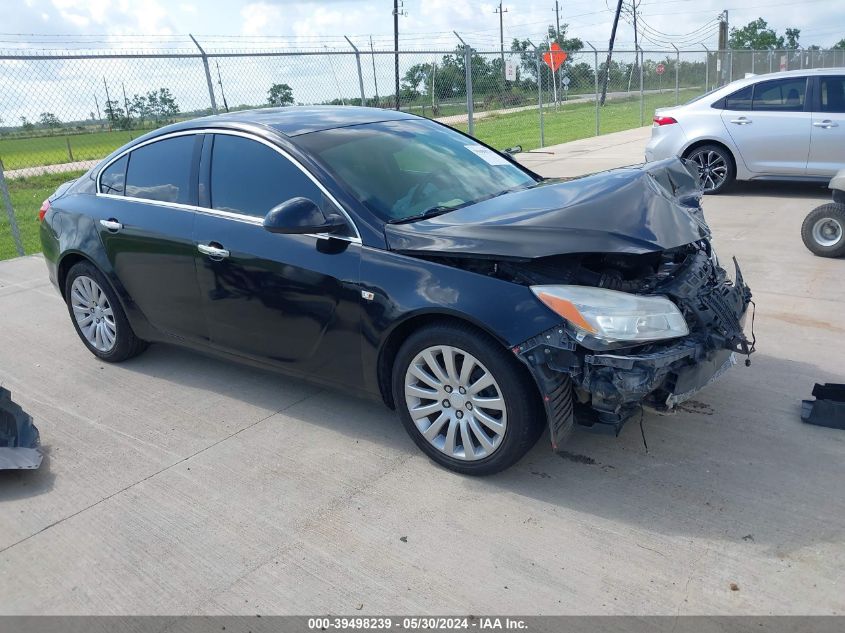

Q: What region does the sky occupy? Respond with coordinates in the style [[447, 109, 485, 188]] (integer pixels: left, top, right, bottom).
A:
[[2, 0, 843, 52], [0, 0, 842, 131]]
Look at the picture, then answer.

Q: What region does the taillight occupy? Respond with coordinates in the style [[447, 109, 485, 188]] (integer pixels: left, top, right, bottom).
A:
[[653, 116, 678, 126], [38, 199, 50, 223]]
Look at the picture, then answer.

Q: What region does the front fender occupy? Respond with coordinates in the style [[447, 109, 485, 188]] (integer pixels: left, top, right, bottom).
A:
[[359, 246, 561, 397]]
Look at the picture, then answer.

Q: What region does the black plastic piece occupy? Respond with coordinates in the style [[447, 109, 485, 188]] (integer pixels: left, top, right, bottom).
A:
[[801, 383, 845, 430]]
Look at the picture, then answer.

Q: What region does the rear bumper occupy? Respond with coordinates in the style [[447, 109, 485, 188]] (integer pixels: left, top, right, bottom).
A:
[[645, 125, 686, 163]]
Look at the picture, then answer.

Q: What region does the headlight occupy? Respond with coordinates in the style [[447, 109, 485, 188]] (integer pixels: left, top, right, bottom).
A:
[[531, 285, 689, 346]]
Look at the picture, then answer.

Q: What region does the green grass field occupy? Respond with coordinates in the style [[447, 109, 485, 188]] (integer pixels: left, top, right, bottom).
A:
[[456, 88, 698, 151], [1, 170, 85, 260], [0, 130, 142, 170]]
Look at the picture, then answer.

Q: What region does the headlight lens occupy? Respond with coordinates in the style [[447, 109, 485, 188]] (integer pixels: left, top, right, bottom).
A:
[[531, 285, 689, 345]]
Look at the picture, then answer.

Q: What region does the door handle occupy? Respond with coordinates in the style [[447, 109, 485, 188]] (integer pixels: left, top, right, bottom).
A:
[[198, 243, 230, 260], [729, 117, 752, 125], [813, 120, 839, 128], [99, 219, 123, 232]]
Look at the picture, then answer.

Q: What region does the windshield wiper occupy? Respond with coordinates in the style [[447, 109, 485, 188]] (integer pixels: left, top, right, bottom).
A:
[[387, 205, 458, 224]]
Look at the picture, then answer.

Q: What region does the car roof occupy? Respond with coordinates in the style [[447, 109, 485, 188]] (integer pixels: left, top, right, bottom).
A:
[[725, 66, 845, 90], [181, 105, 419, 137]]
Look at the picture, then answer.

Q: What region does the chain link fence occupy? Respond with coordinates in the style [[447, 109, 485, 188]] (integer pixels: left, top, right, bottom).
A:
[[2, 43, 843, 258]]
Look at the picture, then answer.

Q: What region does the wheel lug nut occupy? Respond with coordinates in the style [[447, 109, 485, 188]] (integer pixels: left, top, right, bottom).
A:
[[466, 402, 473, 410], [444, 386, 452, 393], [456, 410, 463, 419], [458, 387, 466, 394], [442, 400, 450, 408]]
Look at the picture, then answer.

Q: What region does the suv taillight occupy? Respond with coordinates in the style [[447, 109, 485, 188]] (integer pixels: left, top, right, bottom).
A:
[[653, 116, 677, 126], [38, 199, 50, 222]]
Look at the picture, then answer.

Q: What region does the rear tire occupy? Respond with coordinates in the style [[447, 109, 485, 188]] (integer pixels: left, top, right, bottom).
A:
[[684, 144, 735, 194], [801, 203, 845, 258], [392, 322, 544, 475], [65, 261, 148, 362]]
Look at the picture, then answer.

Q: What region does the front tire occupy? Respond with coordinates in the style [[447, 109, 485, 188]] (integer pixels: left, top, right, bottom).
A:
[[801, 203, 845, 258], [684, 144, 735, 194], [64, 261, 148, 362], [392, 322, 544, 475]]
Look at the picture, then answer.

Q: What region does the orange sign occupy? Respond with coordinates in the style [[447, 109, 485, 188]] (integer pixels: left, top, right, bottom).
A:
[[543, 42, 567, 71]]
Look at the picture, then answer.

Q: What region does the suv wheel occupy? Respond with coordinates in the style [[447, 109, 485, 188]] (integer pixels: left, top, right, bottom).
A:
[[392, 323, 544, 475], [65, 261, 148, 362], [685, 144, 735, 194]]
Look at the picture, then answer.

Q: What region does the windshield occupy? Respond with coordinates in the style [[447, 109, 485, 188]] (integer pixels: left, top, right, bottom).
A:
[[295, 119, 538, 223]]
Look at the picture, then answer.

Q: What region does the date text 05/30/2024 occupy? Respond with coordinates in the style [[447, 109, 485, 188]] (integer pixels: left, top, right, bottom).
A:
[[307, 617, 528, 630]]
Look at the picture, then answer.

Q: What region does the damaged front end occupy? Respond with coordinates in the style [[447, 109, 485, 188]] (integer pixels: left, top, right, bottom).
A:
[[384, 158, 754, 450], [514, 242, 753, 447]]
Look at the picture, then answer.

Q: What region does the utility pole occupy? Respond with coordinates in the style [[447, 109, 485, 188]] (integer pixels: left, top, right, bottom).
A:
[[600, 0, 624, 105], [495, 2, 508, 82], [393, 0, 406, 110], [216, 61, 229, 113], [718, 10, 729, 85], [103, 77, 113, 129], [554, 1, 561, 39], [121, 81, 130, 121], [370, 36, 380, 106]]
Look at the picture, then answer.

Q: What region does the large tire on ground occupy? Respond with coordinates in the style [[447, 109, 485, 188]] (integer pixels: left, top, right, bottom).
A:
[[64, 261, 148, 362], [801, 203, 845, 258], [684, 144, 736, 194], [392, 322, 545, 475]]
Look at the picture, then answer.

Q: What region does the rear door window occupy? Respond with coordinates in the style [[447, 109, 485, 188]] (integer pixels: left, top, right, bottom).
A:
[[752, 78, 807, 112], [124, 135, 196, 204], [819, 76, 845, 113]]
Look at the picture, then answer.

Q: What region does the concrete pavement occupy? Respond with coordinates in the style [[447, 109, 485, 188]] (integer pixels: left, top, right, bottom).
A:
[[0, 127, 843, 616]]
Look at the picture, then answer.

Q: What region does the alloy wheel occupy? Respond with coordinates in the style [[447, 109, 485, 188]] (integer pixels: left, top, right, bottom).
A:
[[811, 216, 843, 247], [689, 148, 729, 192], [404, 345, 507, 461], [70, 275, 117, 352]]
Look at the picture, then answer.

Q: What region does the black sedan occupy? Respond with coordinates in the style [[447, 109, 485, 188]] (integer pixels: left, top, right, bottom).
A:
[[39, 106, 754, 474]]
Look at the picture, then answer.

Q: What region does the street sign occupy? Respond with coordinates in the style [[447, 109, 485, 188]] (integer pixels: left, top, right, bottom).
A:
[[543, 42, 567, 71], [656, 63, 666, 75], [505, 59, 517, 81], [561, 75, 571, 86]]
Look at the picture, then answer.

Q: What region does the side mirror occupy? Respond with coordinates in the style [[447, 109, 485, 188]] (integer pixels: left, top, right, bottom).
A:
[[263, 197, 346, 235], [503, 145, 522, 155]]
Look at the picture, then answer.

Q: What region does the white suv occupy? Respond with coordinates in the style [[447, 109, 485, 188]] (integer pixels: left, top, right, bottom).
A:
[[645, 68, 845, 193]]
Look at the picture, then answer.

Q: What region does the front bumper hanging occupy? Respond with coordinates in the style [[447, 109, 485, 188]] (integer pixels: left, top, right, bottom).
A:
[[516, 253, 754, 450], [0, 387, 43, 470]]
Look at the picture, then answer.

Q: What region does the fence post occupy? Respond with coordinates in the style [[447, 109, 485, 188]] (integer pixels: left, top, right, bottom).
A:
[[702, 44, 710, 91], [728, 48, 733, 82], [672, 44, 680, 105], [637, 45, 644, 127], [751, 50, 755, 74], [587, 42, 599, 136], [344, 36, 366, 105], [189, 34, 218, 115], [0, 159, 24, 257], [528, 40, 544, 148], [769, 50, 773, 73], [454, 31, 474, 136]]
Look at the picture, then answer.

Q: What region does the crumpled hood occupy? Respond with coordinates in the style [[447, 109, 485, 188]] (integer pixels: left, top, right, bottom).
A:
[[384, 157, 710, 259]]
